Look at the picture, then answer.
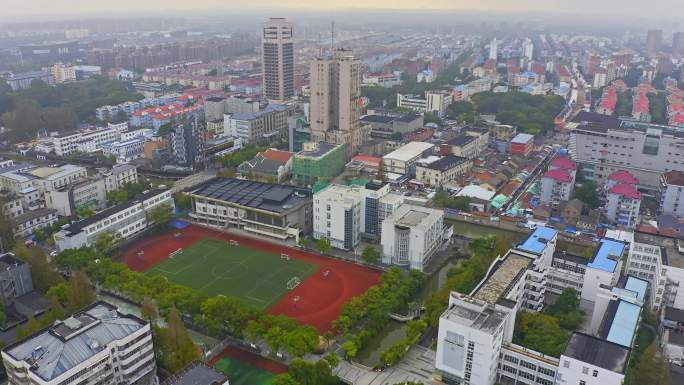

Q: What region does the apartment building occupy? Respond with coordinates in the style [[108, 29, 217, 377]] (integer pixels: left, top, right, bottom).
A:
[[660, 170, 684, 217], [54, 188, 174, 251], [262, 18, 294, 101], [225, 104, 291, 145], [310, 49, 367, 157], [102, 138, 146, 163], [415, 155, 472, 188], [605, 183, 641, 228], [13, 208, 58, 238], [100, 164, 138, 192], [188, 178, 311, 242], [49, 62, 76, 84], [52, 128, 121, 156], [2, 301, 157, 385], [382, 142, 435, 176], [568, 111, 684, 190], [540, 163, 574, 206], [380, 204, 446, 271], [510, 133, 534, 156]]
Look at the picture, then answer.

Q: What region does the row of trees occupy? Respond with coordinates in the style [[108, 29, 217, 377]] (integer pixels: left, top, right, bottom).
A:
[[337, 267, 425, 360], [512, 288, 585, 357], [379, 319, 427, 366], [424, 235, 511, 326], [106, 181, 149, 204]]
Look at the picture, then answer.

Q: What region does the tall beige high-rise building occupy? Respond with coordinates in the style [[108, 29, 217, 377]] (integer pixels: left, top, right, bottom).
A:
[[262, 18, 294, 101], [310, 49, 368, 158], [673, 32, 684, 58], [646, 29, 663, 55]]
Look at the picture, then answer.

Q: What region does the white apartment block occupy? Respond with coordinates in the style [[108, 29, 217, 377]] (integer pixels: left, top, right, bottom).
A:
[[50, 62, 76, 84], [660, 170, 684, 217], [313, 184, 364, 251], [540, 170, 574, 205], [380, 204, 445, 271], [54, 188, 174, 251], [13, 208, 58, 238], [53, 128, 121, 156], [396, 91, 452, 118], [605, 183, 641, 229], [2, 301, 156, 385], [102, 138, 146, 163], [548, 250, 588, 296], [568, 112, 684, 190], [382, 141, 435, 176], [415, 155, 472, 188]]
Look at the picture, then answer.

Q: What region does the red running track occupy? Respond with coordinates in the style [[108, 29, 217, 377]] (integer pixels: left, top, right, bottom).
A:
[[120, 225, 381, 332], [207, 346, 288, 374]]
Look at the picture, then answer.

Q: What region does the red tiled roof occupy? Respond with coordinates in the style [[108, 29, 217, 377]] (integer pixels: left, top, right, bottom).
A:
[[608, 170, 639, 185], [637, 224, 658, 234], [262, 149, 293, 163], [551, 156, 577, 171], [352, 154, 381, 167], [609, 183, 641, 199], [543, 169, 572, 182], [663, 170, 684, 186]]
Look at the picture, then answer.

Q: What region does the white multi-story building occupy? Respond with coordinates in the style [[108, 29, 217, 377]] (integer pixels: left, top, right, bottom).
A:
[[568, 111, 684, 190], [2, 301, 157, 385], [380, 204, 445, 271], [415, 155, 472, 189], [225, 104, 291, 145], [660, 170, 684, 218], [522, 38, 534, 61], [102, 138, 146, 163], [49, 62, 76, 84], [396, 91, 452, 117], [489, 38, 498, 60], [382, 141, 434, 176], [13, 208, 58, 238], [54, 188, 174, 251], [28, 164, 88, 192], [556, 333, 630, 385], [540, 156, 577, 205], [101, 164, 139, 192], [313, 184, 364, 251], [53, 128, 121, 156], [605, 183, 641, 229]]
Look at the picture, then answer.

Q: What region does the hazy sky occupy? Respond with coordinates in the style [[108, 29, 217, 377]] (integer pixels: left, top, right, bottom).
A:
[[1, 0, 681, 19]]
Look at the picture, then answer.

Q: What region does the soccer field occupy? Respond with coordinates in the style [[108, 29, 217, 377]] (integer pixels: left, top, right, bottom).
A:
[[214, 357, 275, 385], [145, 238, 317, 310]]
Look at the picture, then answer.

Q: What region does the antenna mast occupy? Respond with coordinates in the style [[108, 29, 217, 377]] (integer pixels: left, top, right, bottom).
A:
[[331, 21, 335, 56]]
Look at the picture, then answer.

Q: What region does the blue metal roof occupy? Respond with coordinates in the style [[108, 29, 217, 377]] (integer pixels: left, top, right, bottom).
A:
[[588, 238, 625, 273], [625, 276, 649, 303], [517, 226, 558, 254], [606, 300, 641, 348]]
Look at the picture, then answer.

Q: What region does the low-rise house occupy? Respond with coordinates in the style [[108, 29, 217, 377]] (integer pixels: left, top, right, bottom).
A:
[[238, 149, 294, 183], [415, 155, 472, 188]]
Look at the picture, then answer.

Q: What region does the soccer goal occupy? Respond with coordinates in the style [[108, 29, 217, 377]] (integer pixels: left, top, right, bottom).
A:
[[229, 240, 239, 246], [280, 253, 290, 261], [169, 248, 183, 258], [286, 276, 301, 290]]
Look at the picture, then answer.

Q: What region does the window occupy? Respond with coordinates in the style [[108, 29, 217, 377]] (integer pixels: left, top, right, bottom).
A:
[[580, 381, 586, 385], [593, 370, 598, 377]]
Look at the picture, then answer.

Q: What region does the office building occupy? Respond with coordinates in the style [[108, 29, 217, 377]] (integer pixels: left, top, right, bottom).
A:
[[204, 96, 226, 122], [2, 301, 157, 385], [396, 91, 452, 118], [189, 178, 312, 241], [310, 49, 367, 157], [568, 112, 684, 190], [292, 142, 347, 185], [225, 104, 291, 145], [54, 188, 174, 250], [380, 204, 445, 271], [646, 29, 663, 55], [313, 184, 364, 251], [262, 18, 294, 101], [415, 155, 472, 188], [382, 142, 434, 176], [660, 170, 684, 218]]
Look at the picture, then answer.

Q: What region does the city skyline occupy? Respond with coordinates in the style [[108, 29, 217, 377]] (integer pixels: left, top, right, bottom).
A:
[[0, 0, 682, 20]]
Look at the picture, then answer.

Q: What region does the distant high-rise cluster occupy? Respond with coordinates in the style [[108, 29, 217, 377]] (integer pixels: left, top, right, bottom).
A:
[[488, 37, 498, 60], [646, 29, 662, 55], [673, 31, 684, 58], [261, 17, 294, 102]]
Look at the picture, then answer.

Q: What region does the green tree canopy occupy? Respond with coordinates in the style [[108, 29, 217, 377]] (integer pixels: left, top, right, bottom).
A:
[[361, 246, 380, 264], [575, 181, 600, 209]]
